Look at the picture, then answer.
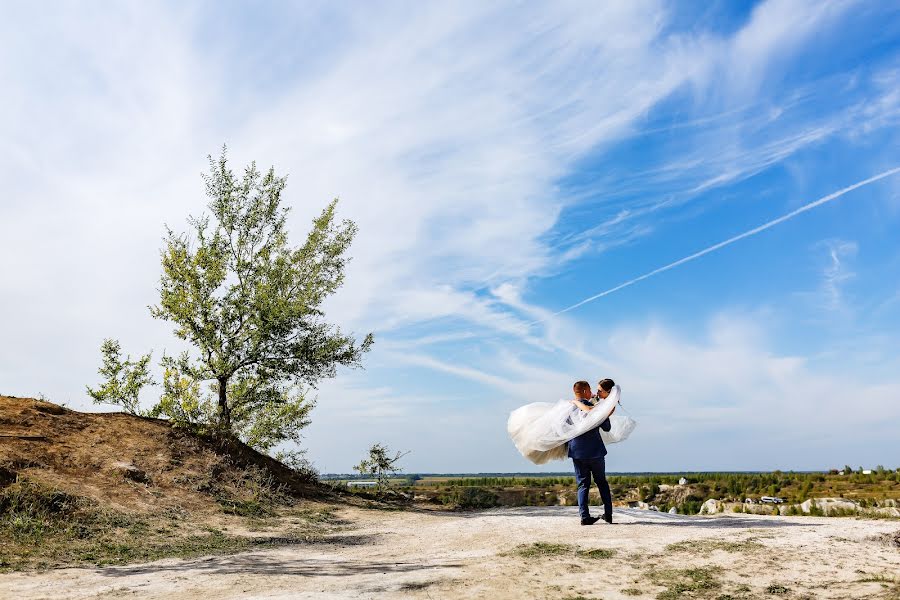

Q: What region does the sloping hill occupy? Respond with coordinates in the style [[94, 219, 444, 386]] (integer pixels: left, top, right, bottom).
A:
[[0, 395, 337, 571], [0, 394, 317, 515]]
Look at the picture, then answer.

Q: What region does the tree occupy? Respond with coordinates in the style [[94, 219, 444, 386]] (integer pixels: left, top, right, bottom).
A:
[[148, 148, 373, 450], [353, 443, 409, 488], [86, 339, 155, 415]]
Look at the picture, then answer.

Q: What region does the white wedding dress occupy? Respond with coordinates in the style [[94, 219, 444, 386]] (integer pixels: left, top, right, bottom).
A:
[[507, 385, 637, 465]]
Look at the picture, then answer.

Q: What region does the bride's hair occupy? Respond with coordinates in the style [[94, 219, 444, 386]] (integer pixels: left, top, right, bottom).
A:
[[573, 380, 590, 394], [598, 378, 615, 392]]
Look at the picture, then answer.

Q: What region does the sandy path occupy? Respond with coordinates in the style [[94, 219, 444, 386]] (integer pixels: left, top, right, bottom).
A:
[[2, 507, 898, 599]]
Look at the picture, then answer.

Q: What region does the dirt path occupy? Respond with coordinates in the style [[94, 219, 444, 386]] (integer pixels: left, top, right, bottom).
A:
[[2, 507, 898, 599]]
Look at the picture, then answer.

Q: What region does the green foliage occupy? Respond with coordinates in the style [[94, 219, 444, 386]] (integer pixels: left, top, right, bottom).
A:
[[353, 443, 409, 488], [441, 487, 500, 509], [273, 449, 318, 480], [410, 470, 900, 513], [146, 352, 214, 427], [85, 339, 155, 415], [147, 148, 372, 449]]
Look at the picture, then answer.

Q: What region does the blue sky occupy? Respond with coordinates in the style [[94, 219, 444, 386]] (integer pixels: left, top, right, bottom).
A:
[[2, 1, 899, 473]]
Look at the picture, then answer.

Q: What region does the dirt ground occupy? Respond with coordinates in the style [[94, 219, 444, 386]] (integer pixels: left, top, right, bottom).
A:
[[1, 507, 898, 599]]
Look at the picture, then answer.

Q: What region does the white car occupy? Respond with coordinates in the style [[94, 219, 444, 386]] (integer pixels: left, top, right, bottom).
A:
[[760, 496, 784, 504]]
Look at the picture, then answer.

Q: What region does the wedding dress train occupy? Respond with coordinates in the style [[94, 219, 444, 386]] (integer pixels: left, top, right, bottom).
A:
[[507, 385, 637, 465]]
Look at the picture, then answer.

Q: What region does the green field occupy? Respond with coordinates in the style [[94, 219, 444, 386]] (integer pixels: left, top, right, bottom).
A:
[[329, 468, 900, 514]]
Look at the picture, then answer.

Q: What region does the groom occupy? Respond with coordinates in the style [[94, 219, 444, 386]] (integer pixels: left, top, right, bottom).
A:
[[568, 379, 615, 525]]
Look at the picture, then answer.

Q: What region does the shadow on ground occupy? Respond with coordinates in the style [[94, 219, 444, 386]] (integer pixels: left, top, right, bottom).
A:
[[97, 534, 463, 579], [424, 506, 820, 529]]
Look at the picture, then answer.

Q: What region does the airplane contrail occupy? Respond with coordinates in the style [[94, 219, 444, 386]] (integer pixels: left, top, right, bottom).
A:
[[536, 165, 900, 323]]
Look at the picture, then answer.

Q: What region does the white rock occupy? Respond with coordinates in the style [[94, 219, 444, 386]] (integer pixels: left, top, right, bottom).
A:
[[800, 498, 860, 514]]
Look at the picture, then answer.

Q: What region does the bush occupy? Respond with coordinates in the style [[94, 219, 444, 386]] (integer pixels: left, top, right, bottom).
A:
[[441, 487, 499, 509]]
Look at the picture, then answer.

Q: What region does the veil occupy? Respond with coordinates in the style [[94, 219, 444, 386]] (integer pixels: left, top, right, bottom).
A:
[[507, 385, 637, 465]]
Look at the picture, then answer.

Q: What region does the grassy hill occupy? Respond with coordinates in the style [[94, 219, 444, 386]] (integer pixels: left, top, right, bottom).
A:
[[0, 395, 335, 571]]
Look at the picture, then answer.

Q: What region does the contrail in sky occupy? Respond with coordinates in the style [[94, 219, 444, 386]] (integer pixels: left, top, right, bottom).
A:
[[536, 165, 900, 323]]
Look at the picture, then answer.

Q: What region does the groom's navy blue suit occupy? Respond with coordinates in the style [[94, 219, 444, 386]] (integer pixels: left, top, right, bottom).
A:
[[568, 405, 613, 522]]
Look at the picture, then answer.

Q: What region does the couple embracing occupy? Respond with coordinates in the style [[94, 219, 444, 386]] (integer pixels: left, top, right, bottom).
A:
[[506, 376, 635, 524], [568, 378, 616, 526]]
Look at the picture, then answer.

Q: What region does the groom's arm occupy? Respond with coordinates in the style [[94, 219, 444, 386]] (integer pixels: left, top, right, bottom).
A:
[[600, 416, 612, 432], [570, 399, 594, 412]]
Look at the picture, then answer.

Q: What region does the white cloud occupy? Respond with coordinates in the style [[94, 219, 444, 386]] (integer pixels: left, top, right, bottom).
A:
[[1, 1, 898, 473], [303, 312, 900, 472], [1, 1, 715, 401], [725, 0, 858, 95], [820, 239, 858, 312]]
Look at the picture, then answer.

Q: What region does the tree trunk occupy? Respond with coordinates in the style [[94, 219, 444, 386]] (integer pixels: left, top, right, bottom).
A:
[[218, 377, 230, 429]]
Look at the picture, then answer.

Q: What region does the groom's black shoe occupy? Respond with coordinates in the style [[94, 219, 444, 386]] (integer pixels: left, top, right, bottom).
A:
[[601, 514, 613, 524], [580, 516, 601, 525]]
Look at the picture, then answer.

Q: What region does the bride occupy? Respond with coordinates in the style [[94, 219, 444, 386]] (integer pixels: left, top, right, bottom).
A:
[[507, 379, 636, 465]]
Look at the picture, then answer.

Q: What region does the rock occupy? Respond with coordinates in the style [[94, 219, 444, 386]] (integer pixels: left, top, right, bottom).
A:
[[800, 498, 859, 514], [668, 507, 678, 514], [109, 461, 151, 485], [699, 499, 722, 515]]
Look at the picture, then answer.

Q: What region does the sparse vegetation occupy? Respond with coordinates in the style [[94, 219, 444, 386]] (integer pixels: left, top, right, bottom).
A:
[[440, 486, 500, 509], [353, 443, 409, 489], [380, 470, 900, 513], [665, 537, 764, 554], [86, 339, 155, 415], [648, 566, 723, 599], [766, 584, 790, 594], [511, 542, 616, 560], [0, 480, 333, 571], [580, 547, 616, 559], [514, 542, 574, 557]]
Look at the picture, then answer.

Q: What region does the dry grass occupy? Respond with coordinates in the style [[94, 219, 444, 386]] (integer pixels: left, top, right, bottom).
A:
[[0, 480, 336, 571]]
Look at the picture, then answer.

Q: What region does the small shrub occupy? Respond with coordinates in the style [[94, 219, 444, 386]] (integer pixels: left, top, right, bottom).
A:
[[579, 548, 616, 559], [515, 542, 574, 557], [649, 566, 722, 600], [442, 487, 499, 509]]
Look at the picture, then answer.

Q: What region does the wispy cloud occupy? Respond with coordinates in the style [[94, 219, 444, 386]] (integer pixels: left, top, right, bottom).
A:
[[2, 1, 899, 472], [820, 240, 858, 312], [539, 168, 900, 321]]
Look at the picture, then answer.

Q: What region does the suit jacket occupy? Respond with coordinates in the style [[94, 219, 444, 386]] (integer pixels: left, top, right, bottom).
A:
[[567, 400, 612, 459]]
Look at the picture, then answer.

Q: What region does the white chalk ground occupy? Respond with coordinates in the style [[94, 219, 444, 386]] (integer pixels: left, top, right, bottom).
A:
[[2, 507, 898, 599]]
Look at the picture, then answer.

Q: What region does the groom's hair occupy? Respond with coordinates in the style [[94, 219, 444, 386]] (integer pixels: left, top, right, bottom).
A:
[[573, 381, 591, 394], [598, 378, 615, 392]]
